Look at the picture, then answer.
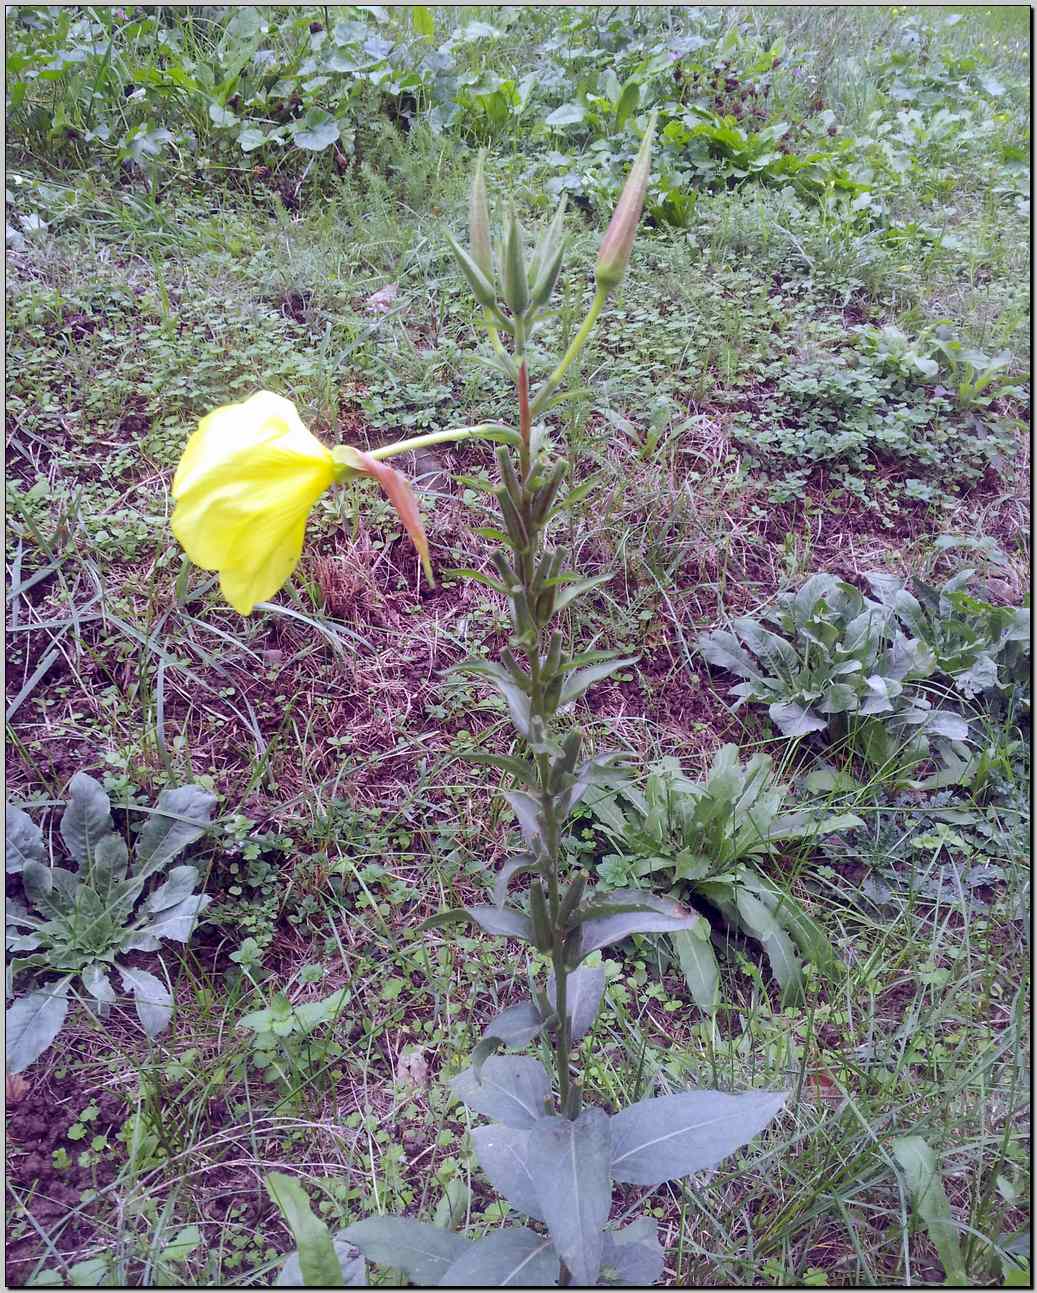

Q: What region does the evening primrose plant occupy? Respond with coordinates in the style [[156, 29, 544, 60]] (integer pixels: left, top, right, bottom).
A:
[[175, 118, 786, 1288]]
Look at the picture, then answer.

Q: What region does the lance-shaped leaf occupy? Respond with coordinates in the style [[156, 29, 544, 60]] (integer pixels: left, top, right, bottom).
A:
[[559, 656, 639, 706], [697, 629, 765, 682], [6, 806, 45, 873], [438, 1227, 559, 1287], [118, 965, 172, 1039], [527, 1107, 612, 1285], [600, 1218, 664, 1287], [265, 1173, 353, 1288], [610, 1089, 787, 1186], [571, 890, 702, 963], [734, 887, 802, 1004], [454, 660, 532, 738], [494, 854, 539, 908], [340, 1217, 472, 1285], [60, 773, 115, 868], [501, 790, 545, 852], [277, 1237, 366, 1288], [419, 906, 533, 943], [6, 980, 71, 1073], [147, 864, 202, 913], [471, 1125, 544, 1221], [892, 1136, 966, 1284], [450, 1055, 552, 1129], [482, 1000, 547, 1049], [546, 965, 605, 1041], [462, 751, 540, 790], [135, 785, 217, 878]]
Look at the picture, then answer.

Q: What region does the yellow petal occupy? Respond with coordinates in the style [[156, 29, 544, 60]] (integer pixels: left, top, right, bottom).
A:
[[219, 513, 309, 615], [169, 391, 336, 615]]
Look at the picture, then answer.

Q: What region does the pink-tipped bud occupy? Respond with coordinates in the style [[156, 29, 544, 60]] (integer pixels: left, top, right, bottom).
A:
[[469, 148, 494, 282], [595, 111, 657, 293]]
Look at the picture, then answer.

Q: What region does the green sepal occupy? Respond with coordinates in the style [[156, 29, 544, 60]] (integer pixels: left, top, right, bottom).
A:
[[497, 488, 529, 549], [445, 229, 498, 310], [559, 874, 586, 929]]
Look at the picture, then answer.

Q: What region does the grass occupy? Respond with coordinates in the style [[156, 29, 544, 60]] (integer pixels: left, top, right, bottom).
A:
[[5, 4, 1030, 1288]]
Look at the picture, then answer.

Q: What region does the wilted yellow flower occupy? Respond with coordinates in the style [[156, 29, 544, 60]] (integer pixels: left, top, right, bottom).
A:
[[171, 391, 338, 615]]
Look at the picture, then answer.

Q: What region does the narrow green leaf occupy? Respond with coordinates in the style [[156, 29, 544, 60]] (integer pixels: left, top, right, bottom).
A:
[[134, 786, 217, 879], [734, 887, 803, 1004], [559, 656, 639, 706], [265, 1173, 347, 1287], [893, 1136, 967, 1284], [672, 922, 721, 1011]]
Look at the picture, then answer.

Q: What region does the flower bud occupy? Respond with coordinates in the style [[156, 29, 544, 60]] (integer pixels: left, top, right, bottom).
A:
[[595, 111, 657, 293], [469, 148, 493, 281], [502, 205, 529, 318], [528, 194, 567, 288]]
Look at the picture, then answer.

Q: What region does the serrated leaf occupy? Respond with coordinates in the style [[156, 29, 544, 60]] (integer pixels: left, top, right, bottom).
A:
[[893, 1136, 966, 1284], [482, 1000, 546, 1049], [265, 1173, 353, 1287], [60, 773, 115, 868], [527, 1107, 611, 1285], [450, 1055, 551, 1129], [437, 1227, 558, 1286], [6, 981, 71, 1073], [134, 893, 212, 944], [471, 1125, 544, 1220], [81, 964, 116, 1008], [135, 786, 217, 878], [600, 1218, 664, 1286], [6, 806, 45, 873], [341, 1217, 471, 1285], [769, 699, 827, 737], [147, 864, 202, 913], [610, 1089, 786, 1185], [546, 965, 604, 1041], [118, 965, 172, 1038]]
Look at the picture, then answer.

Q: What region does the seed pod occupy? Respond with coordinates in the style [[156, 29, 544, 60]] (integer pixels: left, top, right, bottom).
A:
[[531, 462, 566, 525], [529, 880, 552, 952], [502, 205, 529, 318], [469, 148, 493, 281], [496, 445, 524, 509], [596, 111, 657, 293], [497, 487, 529, 549]]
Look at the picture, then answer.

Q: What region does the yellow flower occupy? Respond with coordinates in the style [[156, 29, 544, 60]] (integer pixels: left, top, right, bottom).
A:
[[171, 390, 338, 615]]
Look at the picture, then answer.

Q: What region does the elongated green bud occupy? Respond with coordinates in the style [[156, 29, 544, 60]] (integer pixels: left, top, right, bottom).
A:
[[497, 487, 529, 549], [502, 206, 529, 318], [469, 148, 493, 281], [559, 875, 586, 928], [595, 111, 657, 293], [446, 230, 498, 310], [531, 462, 566, 525], [497, 445, 524, 509], [528, 195, 567, 287], [529, 237, 566, 311], [529, 880, 552, 952]]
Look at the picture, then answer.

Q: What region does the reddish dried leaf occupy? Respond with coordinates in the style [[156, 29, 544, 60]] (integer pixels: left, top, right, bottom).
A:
[[355, 450, 434, 585]]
